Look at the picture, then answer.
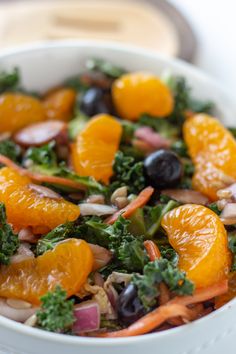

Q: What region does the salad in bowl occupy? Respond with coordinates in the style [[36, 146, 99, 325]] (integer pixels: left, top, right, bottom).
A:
[[0, 55, 234, 340]]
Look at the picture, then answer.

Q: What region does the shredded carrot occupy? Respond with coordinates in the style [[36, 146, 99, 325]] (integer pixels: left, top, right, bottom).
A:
[[168, 303, 204, 326], [98, 304, 194, 338], [144, 240, 161, 261], [98, 280, 228, 337], [106, 186, 154, 224], [0, 154, 86, 190], [169, 279, 228, 307]]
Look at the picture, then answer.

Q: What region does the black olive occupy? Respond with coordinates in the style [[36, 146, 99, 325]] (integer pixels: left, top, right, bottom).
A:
[[117, 284, 145, 325], [80, 87, 111, 116], [144, 149, 183, 189]]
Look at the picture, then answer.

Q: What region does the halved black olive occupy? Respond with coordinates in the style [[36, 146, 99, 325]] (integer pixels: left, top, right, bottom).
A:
[[80, 87, 111, 116], [117, 283, 145, 325]]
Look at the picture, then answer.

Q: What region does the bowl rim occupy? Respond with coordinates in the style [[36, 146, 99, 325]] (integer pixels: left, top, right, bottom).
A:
[[0, 39, 235, 345]]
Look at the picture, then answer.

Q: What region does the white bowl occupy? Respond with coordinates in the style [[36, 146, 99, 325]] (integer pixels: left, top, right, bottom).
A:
[[0, 40, 236, 354]]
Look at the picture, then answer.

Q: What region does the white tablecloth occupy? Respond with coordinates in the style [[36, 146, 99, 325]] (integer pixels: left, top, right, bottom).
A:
[[170, 0, 236, 92]]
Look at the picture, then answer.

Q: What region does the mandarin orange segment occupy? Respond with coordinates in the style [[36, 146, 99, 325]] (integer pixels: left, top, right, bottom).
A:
[[0, 167, 80, 232], [215, 272, 236, 309], [183, 114, 236, 200], [161, 204, 230, 288], [0, 239, 93, 305], [112, 72, 173, 121], [0, 93, 46, 133], [71, 114, 122, 184], [43, 88, 76, 121]]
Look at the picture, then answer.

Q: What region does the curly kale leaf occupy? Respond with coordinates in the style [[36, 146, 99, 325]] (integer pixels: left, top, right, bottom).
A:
[[36, 216, 148, 273], [36, 286, 74, 333], [86, 58, 126, 78], [0, 203, 19, 265], [0, 68, 20, 94], [25, 142, 105, 194], [144, 200, 179, 239], [35, 222, 77, 256], [0, 139, 21, 163], [132, 258, 194, 310], [110, 151, 145, 194], [105, 217, 148, 272], [25, 141, 57, 168]]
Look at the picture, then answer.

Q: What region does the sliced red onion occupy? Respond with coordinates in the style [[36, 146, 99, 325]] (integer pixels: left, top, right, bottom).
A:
[[135, 126, 171, 149], [73, 301, 100, 334], [106, 286, 119, 309], [28, 184, 61, 200], [162, 189, 209, 205], [104, 272, 132, 309], [93, 272, 104, 288], [14, 120, 67, 147], [79, 203, 117, 216], [220, 203, 236, 224], [0, 298, 37, 322], [89, 244, 112, 271]]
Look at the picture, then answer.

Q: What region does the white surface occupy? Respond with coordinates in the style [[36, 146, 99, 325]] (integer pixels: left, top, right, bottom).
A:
[[0, 40, 236, 354], [170, 0, 236, 92]]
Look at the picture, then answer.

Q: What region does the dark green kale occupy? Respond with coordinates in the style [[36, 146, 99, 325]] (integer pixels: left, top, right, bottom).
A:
[[0, 68, 20, 94], [0, 139, 21, 163], [36, 286, 75, 333], [110, 151, 145, 194], [0, 203, 19, 265], [183, 159, 195, 177], [86, 216, 148, 272], [25, 141, 57, 168], [159, 246, 179, 267], [188, 98, 213, 113], [120, 121, 136, 143], [86, 58, 126, 78], [24, 142, 105, 194], [167, 76, 190, 126], [228, 232, 236, 271], [36, 215, 148, 273], [132, 258, 194, 310], [208, 203, 221, 216], [145, 200, 179, 239], [171, 140, 189, 158], [35, 223, 77, 256]]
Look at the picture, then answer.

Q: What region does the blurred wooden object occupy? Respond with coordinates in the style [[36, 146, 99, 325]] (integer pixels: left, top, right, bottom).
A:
[[0, 0, 196, 61]]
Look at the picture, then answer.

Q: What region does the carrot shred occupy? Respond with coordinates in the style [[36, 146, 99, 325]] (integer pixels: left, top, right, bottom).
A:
[[98, 304, 194, 338], [168, 303, 204, 326], [105, 186, 154, 224], [144, 240, 161, 261], [0, 154, 86, 190], [169, 279, 228, 307], [98, 280, 228, 337]]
